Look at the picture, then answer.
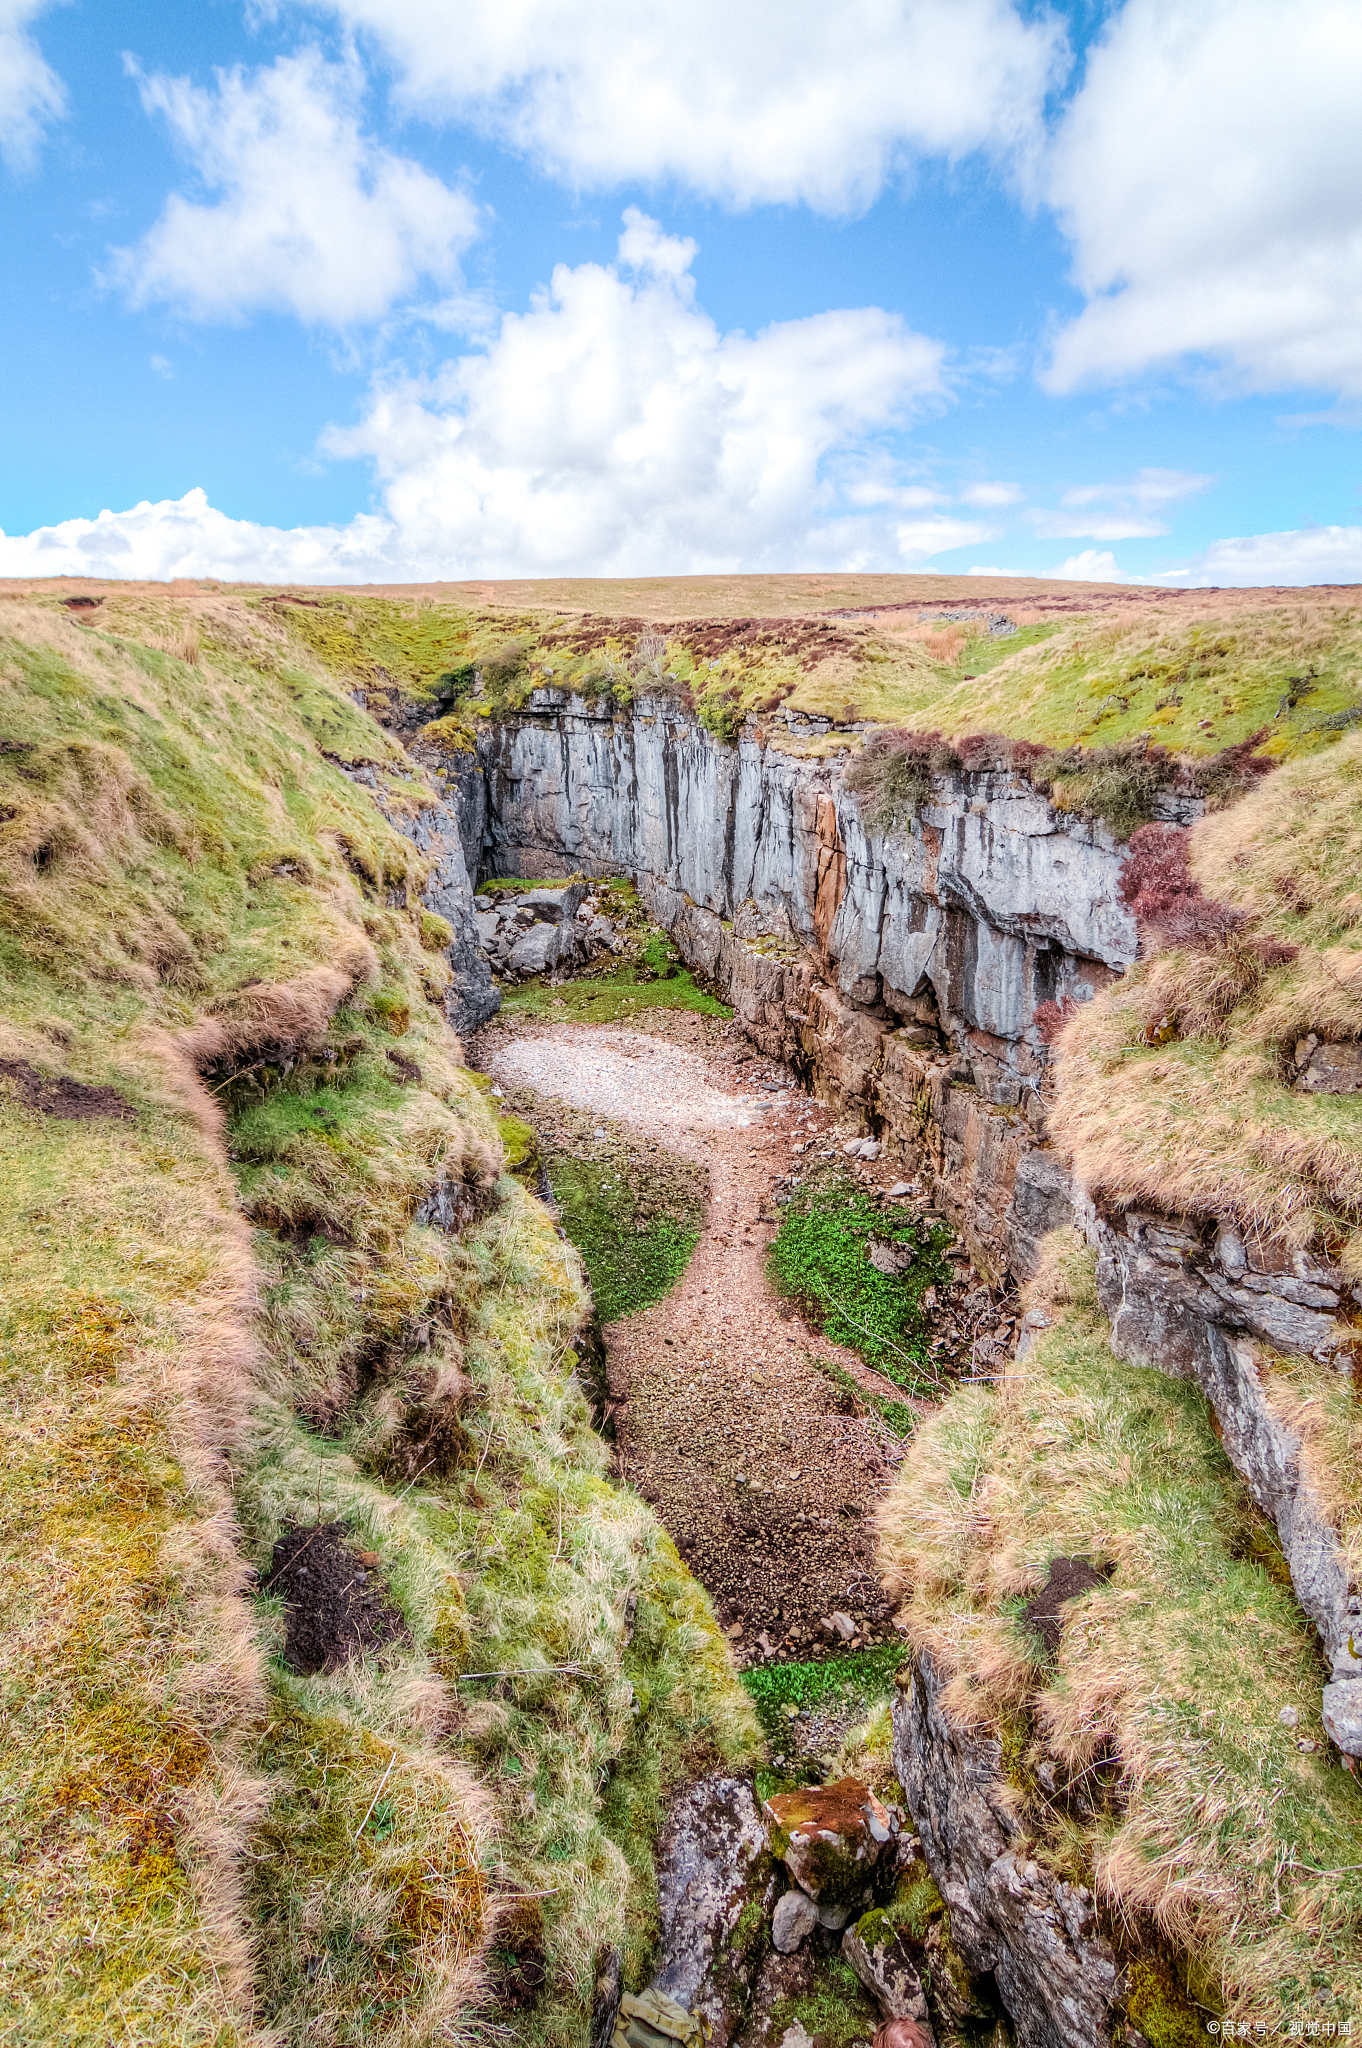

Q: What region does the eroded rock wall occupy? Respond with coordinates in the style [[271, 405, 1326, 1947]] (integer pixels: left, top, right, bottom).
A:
[[468, 690, 1361, 1738], [478, 691, 1135, 1097]]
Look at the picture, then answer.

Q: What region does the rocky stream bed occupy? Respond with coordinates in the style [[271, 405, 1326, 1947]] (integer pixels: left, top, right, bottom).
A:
[[465, 885, 1026, 2048]]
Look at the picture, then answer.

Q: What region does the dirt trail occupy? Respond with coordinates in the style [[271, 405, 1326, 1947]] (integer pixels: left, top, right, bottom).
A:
[[480, 1010, 910, 1663]]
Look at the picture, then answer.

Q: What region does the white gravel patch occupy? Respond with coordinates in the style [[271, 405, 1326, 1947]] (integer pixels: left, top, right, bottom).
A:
[[489, 1025, 772, 1132]]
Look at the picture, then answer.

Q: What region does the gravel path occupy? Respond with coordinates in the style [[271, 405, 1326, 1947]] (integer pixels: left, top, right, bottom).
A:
[[481, 1010, 908, 1663]]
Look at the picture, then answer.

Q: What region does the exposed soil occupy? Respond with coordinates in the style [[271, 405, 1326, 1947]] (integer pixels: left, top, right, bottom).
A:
[[1022, 1554, 1114, 1655], [475, 1007, 988, 1665], [0, 1058, 133, 1122], [262, 1521, 410, 1676]]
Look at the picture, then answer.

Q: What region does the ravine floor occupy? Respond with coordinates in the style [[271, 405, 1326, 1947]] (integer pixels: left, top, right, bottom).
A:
[[473, 1004, 953, 1664]]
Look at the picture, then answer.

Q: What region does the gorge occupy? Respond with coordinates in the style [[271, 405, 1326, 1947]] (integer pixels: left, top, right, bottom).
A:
[[2, 576, 1360, 2048]]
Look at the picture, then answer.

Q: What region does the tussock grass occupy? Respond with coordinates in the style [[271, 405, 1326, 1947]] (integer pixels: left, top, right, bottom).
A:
[[1052, 734, 1362, 1270], [877, 1231, 1362, 2032], [0, 591, 758, 2042]]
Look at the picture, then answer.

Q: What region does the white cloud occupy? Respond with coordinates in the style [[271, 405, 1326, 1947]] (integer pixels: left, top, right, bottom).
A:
[[3, 213, 953, 579], [894, 516, 998, 560], [0, 0, 65, 171], [1031, 466, 1212, 539], [306, 0, 1066, 213], [0, 487, 396, 581], [322, 210, 950, 572], [1181, 525, 1362, 586], [1045, 0, 1362, 397], [1041, 549, 1135, 581], [958, 480, 1023, 508], [109, 47, 478, 324]]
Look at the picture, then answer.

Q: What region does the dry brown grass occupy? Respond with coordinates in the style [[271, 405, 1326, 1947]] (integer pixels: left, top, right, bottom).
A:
[[0, 1047, 268, 2043], [1052, 733, 1362, 1266], [0, 587, 759, 2044], [877, 1230, 1362, 2030]]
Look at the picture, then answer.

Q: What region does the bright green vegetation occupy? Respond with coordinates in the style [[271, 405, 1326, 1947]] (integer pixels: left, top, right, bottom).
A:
[[525, 1104, 707, 1325], [500, 880, 732, 1025], [767, 1958, 881, 2048], [0, 591, 757, 2045], [768, 1170, 955, 1392], [256, 579, 1362, 777], [742, 1645, 906, 1739], [880, 1232, 1362, 2034], [547, 1156, 702, 1323]]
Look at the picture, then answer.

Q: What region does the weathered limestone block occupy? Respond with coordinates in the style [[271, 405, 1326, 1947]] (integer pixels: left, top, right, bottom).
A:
[[762, 1778, 898, 1913], [892, 1656, 1121, 2048], [651, 1776, 778, 2048], [842, 1910, 936, 2034]]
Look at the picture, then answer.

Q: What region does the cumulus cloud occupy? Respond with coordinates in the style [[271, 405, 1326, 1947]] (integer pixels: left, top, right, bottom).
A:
[[1041, 548, 1135, 581], [1030, 466, 1212, 540], [1181, 525, 1362, 586], [4, 214, 956, 579], [0, 0, 64, 171], [0, 488, 396, 581], [109, 47, 478, 324], [1045, 0, 1362, 397], [304, 0, 1066, 212], [322, 209, 950, 572]]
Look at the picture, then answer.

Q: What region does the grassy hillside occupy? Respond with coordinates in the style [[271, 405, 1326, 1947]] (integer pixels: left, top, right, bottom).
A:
[[0, 591, 757, 2045], [239, 582, 1362, 770], [878, 1231, 1362, 2039]]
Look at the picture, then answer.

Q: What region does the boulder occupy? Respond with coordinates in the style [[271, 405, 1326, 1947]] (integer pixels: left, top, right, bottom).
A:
[[762, 1778, 897, 1912], [1294, 1036, 1362, 1094], [771, 1886, 818, 1954], [650, 1776, 778, 2048], [1322, 1678, 1362, 1757], [505, 922, 562, 977], [842, 1911, 935, 2036], [516, 883, 589, 923]]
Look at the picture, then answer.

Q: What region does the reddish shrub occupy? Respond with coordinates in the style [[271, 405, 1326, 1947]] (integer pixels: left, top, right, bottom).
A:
[[955, 732, 1011, 772], [1035, 995, 1077, 1045], [1190, 726, 1277, 805], [1119, 822, 1247, 951]]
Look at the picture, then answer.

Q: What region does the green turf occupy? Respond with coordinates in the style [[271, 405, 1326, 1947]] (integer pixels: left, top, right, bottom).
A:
[[768, 1170, 954, 1393], [546, 1148, 706, 1324]]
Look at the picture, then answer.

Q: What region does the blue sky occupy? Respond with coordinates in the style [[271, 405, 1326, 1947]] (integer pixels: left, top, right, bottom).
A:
[[1, 0, 1359, 584]]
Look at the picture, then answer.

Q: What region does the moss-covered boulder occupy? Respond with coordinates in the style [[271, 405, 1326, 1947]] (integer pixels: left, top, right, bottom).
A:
[[762, 1777, 898, 1913]]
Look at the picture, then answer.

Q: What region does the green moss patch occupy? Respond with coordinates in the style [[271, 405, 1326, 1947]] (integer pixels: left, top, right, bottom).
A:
[[515, 1102, 706, 1324], [768, 1169, 954, 1392], [742, 1646, 906, 1740]]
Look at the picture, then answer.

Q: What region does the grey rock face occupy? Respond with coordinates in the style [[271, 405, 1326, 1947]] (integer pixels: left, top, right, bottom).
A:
[[1322, 1679, 1362, 1753], [478, 691, 1135, 1085], [651, 1776, 778, 2047], [892, 1658, 1120, 2048], [841, 1914, 935, 2034], [771, 1887, 818, 1954], [337, 760, 498, 1039]]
